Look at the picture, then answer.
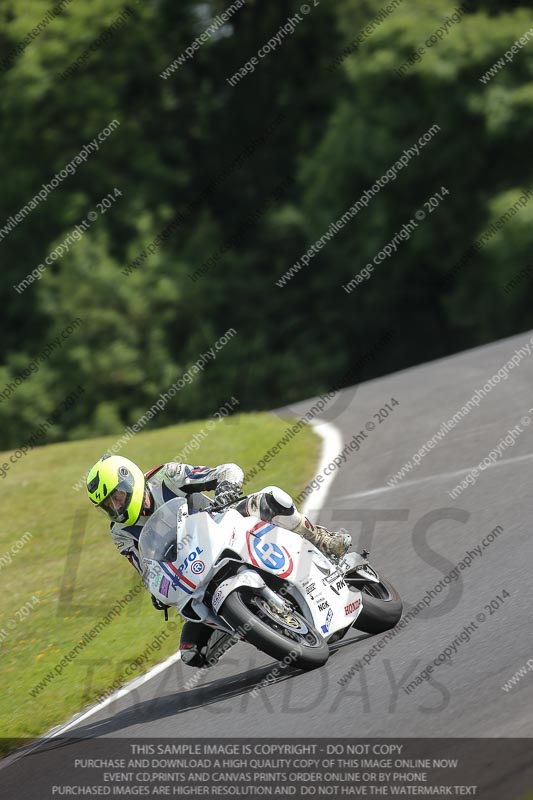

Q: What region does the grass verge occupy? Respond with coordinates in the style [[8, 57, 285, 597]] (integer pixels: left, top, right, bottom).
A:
[[0, 412, 320, 754]]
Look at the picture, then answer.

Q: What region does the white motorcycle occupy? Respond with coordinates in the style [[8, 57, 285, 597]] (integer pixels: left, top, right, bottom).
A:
[[139, 495, 402, 671]]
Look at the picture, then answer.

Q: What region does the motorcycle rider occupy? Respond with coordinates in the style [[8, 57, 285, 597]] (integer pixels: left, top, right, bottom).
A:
[[86, 454, 351, 668]]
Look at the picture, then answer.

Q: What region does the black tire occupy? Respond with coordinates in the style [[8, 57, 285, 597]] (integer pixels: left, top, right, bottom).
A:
[[220, 588, 330, 671], [345, 571, 403, 634]]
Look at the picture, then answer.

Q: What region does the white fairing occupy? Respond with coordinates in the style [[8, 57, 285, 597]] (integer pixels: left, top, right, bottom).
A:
[[138, 497, 363, 640]]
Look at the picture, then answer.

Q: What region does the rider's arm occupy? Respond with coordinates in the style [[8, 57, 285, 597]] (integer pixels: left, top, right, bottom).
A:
[[110, 524, 143, 575], [110, 525, 167, 613], [162, 462, 244, 495]]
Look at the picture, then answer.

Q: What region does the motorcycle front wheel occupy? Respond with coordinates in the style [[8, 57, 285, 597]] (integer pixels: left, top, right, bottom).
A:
[[220, 588, 329, 670]]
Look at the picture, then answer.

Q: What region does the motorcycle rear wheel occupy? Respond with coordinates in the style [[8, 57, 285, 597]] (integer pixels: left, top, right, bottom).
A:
[[345, 569, 403, 634]]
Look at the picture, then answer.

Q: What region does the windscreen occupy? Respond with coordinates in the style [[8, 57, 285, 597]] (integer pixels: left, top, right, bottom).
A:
[[138, 497, 186, 562]]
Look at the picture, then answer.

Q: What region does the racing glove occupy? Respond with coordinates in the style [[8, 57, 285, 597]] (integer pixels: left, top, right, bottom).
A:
[[214, 479, 242, 507]]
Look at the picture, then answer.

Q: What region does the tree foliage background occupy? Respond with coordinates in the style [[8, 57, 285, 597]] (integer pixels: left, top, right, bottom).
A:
[[0, 0, 532, 449]]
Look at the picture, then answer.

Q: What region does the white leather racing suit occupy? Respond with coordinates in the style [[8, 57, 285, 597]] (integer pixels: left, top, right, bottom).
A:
[[110, 461, 244, 574], [110, 461, 349, 668]]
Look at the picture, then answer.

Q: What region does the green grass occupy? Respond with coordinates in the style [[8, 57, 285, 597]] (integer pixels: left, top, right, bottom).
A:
[[0, 412, 320, 752]]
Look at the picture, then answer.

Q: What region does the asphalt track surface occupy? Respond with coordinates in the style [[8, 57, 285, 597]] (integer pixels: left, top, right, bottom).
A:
[[4, 331, 533, 795]]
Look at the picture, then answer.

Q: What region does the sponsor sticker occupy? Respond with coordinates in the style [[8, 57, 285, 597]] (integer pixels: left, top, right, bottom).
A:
[[190, 560, 205, 575], [324, 569, 342, 584], [344, 598, 361, 615], [159, 576, 170, 598], [329, 577, 347, 596], [247, 521, 293, 578], [212, 587, 224, 612], [321, 608, 334, 634], [177, 546, 204, 574]]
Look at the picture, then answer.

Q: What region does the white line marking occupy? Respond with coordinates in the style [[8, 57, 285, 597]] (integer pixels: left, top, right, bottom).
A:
[[0, 654, 182, 769], [302, 420, 344, 522], [339, 450, 533, 500], [49, 651, 183, 737]]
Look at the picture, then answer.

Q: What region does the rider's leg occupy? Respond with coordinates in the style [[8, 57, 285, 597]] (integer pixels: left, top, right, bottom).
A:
[[180, 621, 213, 667], [235, 486, 351, 558], [180, 621, 236, 668]]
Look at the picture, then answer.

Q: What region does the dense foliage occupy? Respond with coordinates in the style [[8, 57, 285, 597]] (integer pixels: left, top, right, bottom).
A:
[[1, 0, 532, 448]]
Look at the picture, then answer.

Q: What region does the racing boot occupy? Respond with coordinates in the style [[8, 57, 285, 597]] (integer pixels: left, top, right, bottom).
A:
[[293, 518, 352, 559], [179, 642, 205, 668], [180, 624, 238, 669], [237, 486, 352, 560], [180, 621, 212, 668]]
